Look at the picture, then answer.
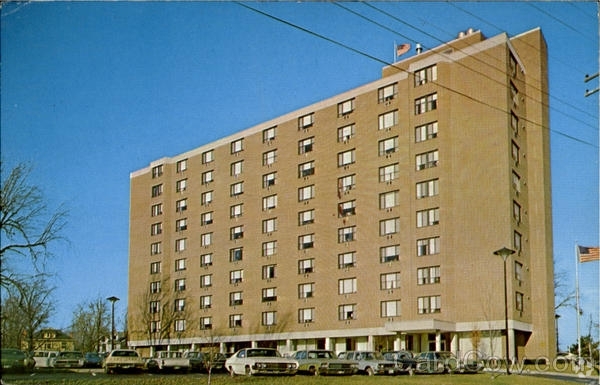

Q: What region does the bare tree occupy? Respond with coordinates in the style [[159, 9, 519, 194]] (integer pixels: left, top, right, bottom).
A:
[[70, 296, 110, 352], [554, 268, 576, 312], [0, 162, 67, 290]]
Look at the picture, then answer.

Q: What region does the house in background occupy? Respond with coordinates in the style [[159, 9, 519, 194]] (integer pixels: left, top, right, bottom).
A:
[[27, 328, 75, 351]]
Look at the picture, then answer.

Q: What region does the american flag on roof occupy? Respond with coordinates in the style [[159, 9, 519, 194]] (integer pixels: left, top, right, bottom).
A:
[[578, 245, 600, 263], [396, 43, 410, 57]]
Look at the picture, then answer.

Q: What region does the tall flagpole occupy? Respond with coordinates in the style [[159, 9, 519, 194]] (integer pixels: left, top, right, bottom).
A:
[[575, 244, 582, 358], [394, 41, 397, 62]]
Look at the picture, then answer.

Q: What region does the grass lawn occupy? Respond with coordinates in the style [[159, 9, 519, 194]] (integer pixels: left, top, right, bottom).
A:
[[1, 372, 591, 385]]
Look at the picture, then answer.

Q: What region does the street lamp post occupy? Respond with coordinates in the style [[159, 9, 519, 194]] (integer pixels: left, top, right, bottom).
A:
[[493, 247, 515, 375], [107, 296, 120, 352]]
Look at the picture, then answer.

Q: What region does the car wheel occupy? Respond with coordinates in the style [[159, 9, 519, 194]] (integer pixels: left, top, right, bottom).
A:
[[245, 366, 252, 376], [309, 366, 318, 376], [228, 367, 236, 377], [366, 367, 374, 376]]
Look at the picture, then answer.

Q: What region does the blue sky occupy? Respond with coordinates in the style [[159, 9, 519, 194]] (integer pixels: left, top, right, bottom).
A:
[[1, 2, 597, 352]]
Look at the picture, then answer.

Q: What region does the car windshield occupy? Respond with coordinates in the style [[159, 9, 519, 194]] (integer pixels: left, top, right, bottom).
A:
[[247, 349, 280, 357], [59, 352, 82, 358], [308, 351, 334, 359], [112, 350, 138, 357], [360, 352, 384, 360]]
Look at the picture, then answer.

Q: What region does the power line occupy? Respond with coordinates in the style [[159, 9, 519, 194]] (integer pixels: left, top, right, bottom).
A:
[[236, 2, 597, 148]]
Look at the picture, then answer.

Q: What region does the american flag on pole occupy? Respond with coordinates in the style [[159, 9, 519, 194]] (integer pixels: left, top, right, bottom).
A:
[[578, 245, 600, 263], [396, 43, 410, 57]]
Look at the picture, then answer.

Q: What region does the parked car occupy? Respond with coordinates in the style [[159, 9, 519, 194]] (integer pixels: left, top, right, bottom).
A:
[[414, 351, 481, 374], [84, 352, 103, 368], [338, 350, 399, 375], [183, 351, 226, 373], [103, 349, 145, 374], [225, 347, 298, 376], [1, 349, 28, 373], [32, 351, 59, 369], [53, 351, 85, 368], [383, 350, 417, 373], [146, 350, 190, 373], [291, 349, 357, 376]]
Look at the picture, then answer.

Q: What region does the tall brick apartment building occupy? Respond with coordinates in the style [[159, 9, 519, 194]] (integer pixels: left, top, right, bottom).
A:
[[128, 27, 555, 360]]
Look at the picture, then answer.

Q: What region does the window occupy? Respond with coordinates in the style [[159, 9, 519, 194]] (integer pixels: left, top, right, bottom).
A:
[[298, 185, 315, 201], [176, 159, 187, 173], [299, 234, 314, 249], [152, 165, 163, 178], [175, 258, 186, 271], [176, 198, 187, 212], [338, 278, 357, 295], [150, 320, 161, 333], [380, 245, 400, 263], [298, 161, 315, 178], [200, 274, 212, 288], [513, 231, 522, 254], [230, 204, 243, 218], [151, 203, 163, 217], [263, 172, 277, 188], [338, 252, 356, 269], [338, 174, 355, 195], [262, 218, 277, 233], [175, 278, 186, 292], [298, 259, 314, 274], [151, 242, 162, 256], [378, 110, 398, 130], [418, 295, 441, 314], [200, 317, 212, 330], [262, 311, 277, 326], [231, 161, 243, 177], [510, 82, 519, 108], [378, 137, 398, 156], [297, 138, 315, 156], [229, 291, 243, 306], [230, 181, 244, 197], [380, 218, 399, 236], [380, 190, 399, 210], [414, 64, 437, 86], [417, 237, 440, 256], [417, 266, 441, 285], [202, 150, 214, 164], [298, 282, 314, 298], [263, 194, 277, 210], [338, 304, 356, 320], [298, 209, 315, 225], [229, 314, 242, 328], [151, 222, 162, 236], [201, 191, 213, 206], [414, 93, 438, 115], [175, 218, 187, 232], [230, 247, 243, 262], [150, 262, 160, 274], [516, 292, 524, 312], [298, 308, 314, 323], [338, 124, 355, 142], [338, 226, 356, 243], [231, 138, 244, 154], [416, 179, 439, 199], [150, 301, 160, 314], [200, 295, 212, 309], [417, 208, 439, 227], [262, 264, 276, 280], [338, 149, 355, 167], [416, 150, 439, 170], [380, 272, 401, 290], [509, 53, 518, 78], [200, 253, 213, 267], [174, 298, 185, 312], [263, 149, 277, 166], [512, 141, 520, 165], [230, 269, 243, 284], [176, 179, 187, 193], [512, 171, 521, 193], [262, 241, 277, 257], [338, 200, 356, 217], [515, 261, 523, 282], [175, 238, 186, 252], [151, 184, 163, 197], [201, 212, 213, 226], [379, 163, 399, 182], [513, 201, 521, 224], [263, 126, 276, 142], [262, 287, 277, 302], [150, 281, 161, 294], [230, 225, 244, 240], [381, 300, 401, 317], [511, 112, 519, 136], [298, 113, 314, 129], [378, 83, 397, 103], [338, 98, 354, 116], [202, 170, 214, 185], [201, 232, 212, 247], [415, 122, 438, 142]]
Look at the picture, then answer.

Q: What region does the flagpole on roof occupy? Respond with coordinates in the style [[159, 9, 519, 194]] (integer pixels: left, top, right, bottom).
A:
[[394, 41, 397, 63], [575, 243, 582, 358]]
